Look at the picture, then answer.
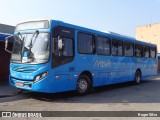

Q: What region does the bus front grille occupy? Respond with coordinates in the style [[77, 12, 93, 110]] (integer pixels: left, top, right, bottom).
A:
[[12, 66, 36, 73]]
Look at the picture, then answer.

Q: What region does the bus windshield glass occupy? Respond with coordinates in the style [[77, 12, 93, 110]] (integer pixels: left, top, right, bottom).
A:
[[11, 32, 50, 64]]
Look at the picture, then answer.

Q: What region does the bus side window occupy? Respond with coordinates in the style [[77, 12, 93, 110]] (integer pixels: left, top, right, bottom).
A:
[[78, 32, 94, 54], [150, 47, 156, 58], [97, 36, 111, 55], [135, 44, 143, 57], [112, 39, 123, 56], [124, 42, 134, 57], [53, 38, 59, 56], [143, 46, 150, 58], [62, 38, 73, 56], [53, 37, 73, 57]]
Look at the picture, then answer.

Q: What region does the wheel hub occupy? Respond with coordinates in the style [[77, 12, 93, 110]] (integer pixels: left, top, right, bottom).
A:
[[78, 79, 88, 92]]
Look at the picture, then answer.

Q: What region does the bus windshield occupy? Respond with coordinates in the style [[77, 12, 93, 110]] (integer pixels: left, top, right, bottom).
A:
[[11, 32, 50, 64]]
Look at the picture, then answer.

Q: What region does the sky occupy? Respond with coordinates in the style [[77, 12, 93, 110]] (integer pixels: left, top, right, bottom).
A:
[[0, 0, 160, 37]]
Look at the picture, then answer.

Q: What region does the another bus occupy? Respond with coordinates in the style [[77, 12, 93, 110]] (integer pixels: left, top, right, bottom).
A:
[[5, 19, 157, 94]]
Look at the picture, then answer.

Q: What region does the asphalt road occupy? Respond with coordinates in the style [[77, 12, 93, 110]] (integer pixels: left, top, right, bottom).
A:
[[1, 76, 160, 120]]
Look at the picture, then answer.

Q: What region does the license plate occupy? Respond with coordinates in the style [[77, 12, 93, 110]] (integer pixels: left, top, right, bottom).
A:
[[16, 82, 23, 87]]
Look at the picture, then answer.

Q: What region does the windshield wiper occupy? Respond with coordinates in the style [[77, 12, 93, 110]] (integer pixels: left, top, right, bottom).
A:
[[29, 30, 39, 49], [23, 30, 39, 63], [15, 32, 26, 63], [17, 32, 24, 44]]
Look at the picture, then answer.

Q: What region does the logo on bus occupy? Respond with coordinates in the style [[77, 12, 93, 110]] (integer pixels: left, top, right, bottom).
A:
[[94, 58, 111, 68]]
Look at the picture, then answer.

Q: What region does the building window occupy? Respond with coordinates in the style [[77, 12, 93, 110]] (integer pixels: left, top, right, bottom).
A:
[[97, 36, 111, 55], [112, 39, 123, 56], [78, 33, 94, 54], [124, 42, 134, 57]]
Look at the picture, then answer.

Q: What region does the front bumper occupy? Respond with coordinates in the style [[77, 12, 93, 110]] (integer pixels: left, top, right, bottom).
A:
[[10, 76, 50, 93]]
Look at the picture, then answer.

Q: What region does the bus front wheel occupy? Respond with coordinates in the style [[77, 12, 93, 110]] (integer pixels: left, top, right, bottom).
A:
[[134, 70, 141, 85], [76, 75, 91, 95]]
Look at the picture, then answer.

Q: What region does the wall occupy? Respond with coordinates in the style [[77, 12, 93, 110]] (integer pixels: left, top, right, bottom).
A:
[[136, 23, 160, 53], [136, 23, 160, 73]]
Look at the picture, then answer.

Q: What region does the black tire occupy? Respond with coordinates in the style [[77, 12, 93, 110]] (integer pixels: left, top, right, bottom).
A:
[[134, 70, 141, 85], [76, 74, 91, 95], [17, 89, 23, 94]]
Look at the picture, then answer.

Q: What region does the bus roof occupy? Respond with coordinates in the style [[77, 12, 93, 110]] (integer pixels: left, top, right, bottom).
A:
[[17, 19, 51, 25], [52, 20, 156, 47], [16, 19, 157, 47]]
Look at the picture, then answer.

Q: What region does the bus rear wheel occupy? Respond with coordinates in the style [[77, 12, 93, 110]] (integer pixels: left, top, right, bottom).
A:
[[134, 70, 141, 85], [76, 75, 91, 95]]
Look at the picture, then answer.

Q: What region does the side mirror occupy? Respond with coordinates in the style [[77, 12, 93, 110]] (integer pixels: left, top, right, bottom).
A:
[[58, 36, 63, 50], [5, 35, 13, 54]]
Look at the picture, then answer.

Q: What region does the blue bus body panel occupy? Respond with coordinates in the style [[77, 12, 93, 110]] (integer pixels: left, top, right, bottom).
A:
[[9, 63, 51, 92]]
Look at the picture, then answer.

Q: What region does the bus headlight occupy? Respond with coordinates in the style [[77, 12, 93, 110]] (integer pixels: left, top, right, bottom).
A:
[[34, 71, 48, 83]]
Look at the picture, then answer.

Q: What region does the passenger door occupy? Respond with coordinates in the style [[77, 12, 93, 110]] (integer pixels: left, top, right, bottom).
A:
[[50, 26, 75, 92]]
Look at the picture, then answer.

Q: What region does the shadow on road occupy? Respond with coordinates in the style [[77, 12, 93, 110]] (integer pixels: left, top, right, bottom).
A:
[[20, 79, 160, 103], [1, 78, 160, 103]]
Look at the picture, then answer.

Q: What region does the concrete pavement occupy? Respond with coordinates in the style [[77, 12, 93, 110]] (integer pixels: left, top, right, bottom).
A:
[[0, 82, 17, 97]]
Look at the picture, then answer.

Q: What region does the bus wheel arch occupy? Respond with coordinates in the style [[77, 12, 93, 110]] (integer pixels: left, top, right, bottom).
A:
[[76, 71, 93, 95], [134, 69, 142, 85]]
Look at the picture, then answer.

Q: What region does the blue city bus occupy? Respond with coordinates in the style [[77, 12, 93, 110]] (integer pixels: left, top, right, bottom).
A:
[[5, 19, 157, 94]]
